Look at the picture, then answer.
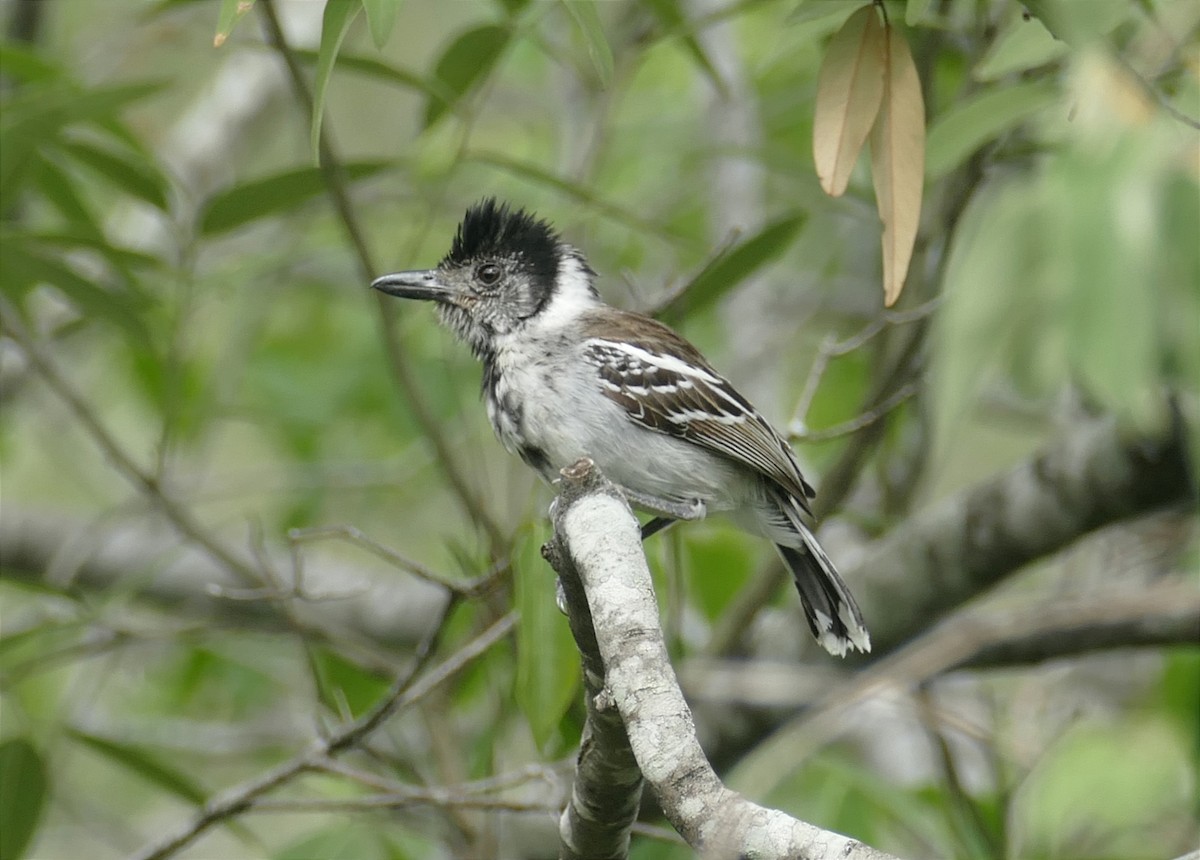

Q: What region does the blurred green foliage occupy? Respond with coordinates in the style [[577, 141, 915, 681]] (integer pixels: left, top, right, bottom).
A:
[[0, 0, 1196, 858]]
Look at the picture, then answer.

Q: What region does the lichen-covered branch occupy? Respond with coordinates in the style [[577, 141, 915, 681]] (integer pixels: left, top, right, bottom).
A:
[[549, 519, 644, 859], [547, 459, 902, 860]]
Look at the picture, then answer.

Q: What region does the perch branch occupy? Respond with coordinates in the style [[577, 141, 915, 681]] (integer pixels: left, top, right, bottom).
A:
[[546, 459, 902, 860]]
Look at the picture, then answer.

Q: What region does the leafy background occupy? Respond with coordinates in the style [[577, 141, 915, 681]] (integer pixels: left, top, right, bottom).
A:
[[0, 1, 1197, 859]]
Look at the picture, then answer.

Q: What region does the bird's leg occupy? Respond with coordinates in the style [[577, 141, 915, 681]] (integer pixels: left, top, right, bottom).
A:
[[640, 517, 676, 541], [621, 488, 707, 522]]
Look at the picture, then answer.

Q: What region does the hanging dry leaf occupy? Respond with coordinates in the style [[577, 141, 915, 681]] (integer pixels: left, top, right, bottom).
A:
[[813, 5, 886, 197], [869, 24, 925, 307]]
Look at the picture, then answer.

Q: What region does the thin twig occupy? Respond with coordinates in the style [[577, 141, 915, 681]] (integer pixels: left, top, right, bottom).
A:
[[791, 381, 919, 443], [287, 524, 506, 597], [789, 298, 939, 437], [729, 580, 1200, 794], [248, 794, 560, 814], [130, 611, 515, 860], [1114, 50, 1200, 131], [630, 822, 689, 845], [0, 298, 263, 590], [642, 227, 744, 318], [312, 757, 562, 798], [916, 686, 1001, 860]]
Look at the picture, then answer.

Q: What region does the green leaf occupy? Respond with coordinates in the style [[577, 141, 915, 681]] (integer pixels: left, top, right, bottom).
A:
[[493, 0, 530, 16], [1055, 156, 1162, 431], [312, 0, 361, 163], [465, 150, 672, 239], [161, 647, 278, 716], [424, 25, 510, 128], [59, 139, 170, 211], [66, 728, 262, 849], [275, 824, 385, 860], [214, 0, 256, 48], [513, 528, 579, 752], [974, 12, 1069, 81], [904, 0, 935, 26], [925, 80, 1059, 181], [643, 0, 726, 94], [1022, 0, 1129, 46], [198, 160, 391, 235], [657, 212, 807, 325], [25, 231, 159, 272], [1012, 717, 1194, 858], [66, 729, 206, 804], [560, 1, 613, 88], [0, 620, 85, 664], [361, 0, 401, 49], [23, 229, 158, 296], [685, 526, 753, 621], [0, 737, 47, 860], [41, 81, 166, 121], [1159, 651, 1200, 745], [772, 755, 950, 854], [294, 49, 452, 104], [0, 43, 63, 85], [0, 238, 152, 347], [311, 647, 389, 719], [31, 154, 102, 237], [931, 180, 1028, 455], [0, 82, 163, 205]]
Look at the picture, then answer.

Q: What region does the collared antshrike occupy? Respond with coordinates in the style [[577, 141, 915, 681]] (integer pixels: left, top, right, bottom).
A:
[[372, 199, 869, 656]]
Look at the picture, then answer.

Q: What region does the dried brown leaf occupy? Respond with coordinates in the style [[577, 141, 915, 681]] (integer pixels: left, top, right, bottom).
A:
[[813, 5, 886, 197], [869, 24, 925, 307]]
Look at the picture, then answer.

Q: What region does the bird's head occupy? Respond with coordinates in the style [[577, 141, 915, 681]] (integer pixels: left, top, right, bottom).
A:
[[372, 199, 598, 358]]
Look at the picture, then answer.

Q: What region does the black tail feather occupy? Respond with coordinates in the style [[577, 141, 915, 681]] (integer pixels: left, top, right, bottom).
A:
[[777, 540, 870, 657]]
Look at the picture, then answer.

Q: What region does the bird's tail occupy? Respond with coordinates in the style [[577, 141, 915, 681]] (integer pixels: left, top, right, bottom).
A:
[[776, 506, 870, 657]]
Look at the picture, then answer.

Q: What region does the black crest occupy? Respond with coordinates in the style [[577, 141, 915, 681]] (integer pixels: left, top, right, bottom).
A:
[[444, 199, 560, 284]]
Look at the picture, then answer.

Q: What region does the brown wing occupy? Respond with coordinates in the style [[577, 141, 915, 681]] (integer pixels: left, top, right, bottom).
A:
[[581, 310, 815, 507]]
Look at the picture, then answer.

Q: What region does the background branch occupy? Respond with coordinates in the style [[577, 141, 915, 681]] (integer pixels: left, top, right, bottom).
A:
[[682, 580, 1200, 710], [0, 506, 447, 655], [130, 612, 515, 860], [6, 406, 1188, 670], [0, 300, 265, 590], [844, 410, 1193, 656], [727, 572, 1198, 798]]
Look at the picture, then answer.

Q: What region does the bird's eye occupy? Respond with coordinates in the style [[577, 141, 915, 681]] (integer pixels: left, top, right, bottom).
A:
[[475, 263, 502, 288]]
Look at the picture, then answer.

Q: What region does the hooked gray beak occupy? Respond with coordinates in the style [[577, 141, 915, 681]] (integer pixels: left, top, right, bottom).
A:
[[371, 270, 456, 304]]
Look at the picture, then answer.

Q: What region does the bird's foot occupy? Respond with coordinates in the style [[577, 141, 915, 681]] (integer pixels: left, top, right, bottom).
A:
[[621, 489, 706, 522]]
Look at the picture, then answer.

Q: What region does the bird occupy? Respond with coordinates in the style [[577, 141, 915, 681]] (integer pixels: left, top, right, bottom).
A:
[[372, 199, 869, 656]]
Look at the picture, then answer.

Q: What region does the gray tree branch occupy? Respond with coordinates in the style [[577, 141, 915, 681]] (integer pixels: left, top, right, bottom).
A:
[[844, 410, 1193, 657], [682, 580, 1200, 710], [0, 507, 446, 654], [4, 412, 1189, 670], [547, 459, 902, 860], [546, 493, 644, 860]]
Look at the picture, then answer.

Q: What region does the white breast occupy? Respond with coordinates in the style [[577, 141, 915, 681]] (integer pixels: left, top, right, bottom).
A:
[[487, 335, 747, 510]]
